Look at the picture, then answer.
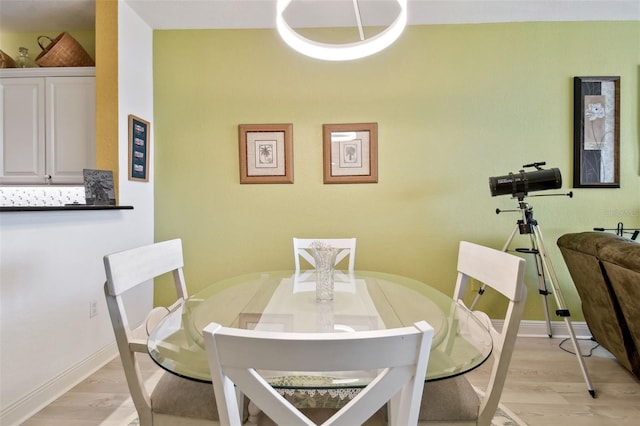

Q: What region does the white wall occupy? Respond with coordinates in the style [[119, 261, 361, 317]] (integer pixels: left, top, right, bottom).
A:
[[0, 3, 155, 424]]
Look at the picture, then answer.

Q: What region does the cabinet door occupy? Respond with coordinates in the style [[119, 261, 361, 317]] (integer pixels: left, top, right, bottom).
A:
[[0, 77, 46, 184], [45, 76, 95, 184]]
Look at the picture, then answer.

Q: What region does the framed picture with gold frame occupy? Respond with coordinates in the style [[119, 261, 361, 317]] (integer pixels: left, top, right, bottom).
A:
[[238, 123, 293, 184], [323, 122, 378, 184]]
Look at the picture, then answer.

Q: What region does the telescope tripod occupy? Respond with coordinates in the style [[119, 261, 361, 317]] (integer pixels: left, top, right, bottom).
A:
[[470, 199, 596, 397]]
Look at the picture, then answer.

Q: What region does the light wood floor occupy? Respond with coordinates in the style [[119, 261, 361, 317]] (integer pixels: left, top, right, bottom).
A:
[[22, 336, 640, 426]]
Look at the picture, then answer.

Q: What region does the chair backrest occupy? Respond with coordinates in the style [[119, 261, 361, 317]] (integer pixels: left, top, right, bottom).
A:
[[103, 238, 188, 425], [454, 241, 527, 425], [293, 238, 356, 271], [203, 320, 434, 426]]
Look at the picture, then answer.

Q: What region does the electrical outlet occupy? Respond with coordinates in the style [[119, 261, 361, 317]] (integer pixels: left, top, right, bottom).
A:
[[89, 300, 98, 318]]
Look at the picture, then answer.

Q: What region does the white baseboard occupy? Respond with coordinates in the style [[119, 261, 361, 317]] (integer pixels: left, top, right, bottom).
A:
[[492, 319, 592, 339], [0, 342, 118, 426]]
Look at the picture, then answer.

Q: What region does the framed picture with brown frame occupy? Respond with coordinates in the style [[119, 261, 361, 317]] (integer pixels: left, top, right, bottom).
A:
[[573, 76, 620, 188], [128, 114, 150, 182], [238, 123, 293, 184], [323, 122, 378, 184]]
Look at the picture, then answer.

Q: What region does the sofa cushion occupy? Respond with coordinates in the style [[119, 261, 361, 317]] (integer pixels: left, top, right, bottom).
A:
[[598, 238, 640, 379], [557, 232, 634, 371], [598, 238, 640, 273], [557, 231, 618, 255], [557, 232, 640, 379]]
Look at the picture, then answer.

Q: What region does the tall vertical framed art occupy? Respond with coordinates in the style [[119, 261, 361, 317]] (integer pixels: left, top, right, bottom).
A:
[[128, 114, 150, 182], [573, 76, 620, 188]]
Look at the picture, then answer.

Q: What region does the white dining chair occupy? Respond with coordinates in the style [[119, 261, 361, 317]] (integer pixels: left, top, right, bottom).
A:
[[203, 320, 434, 426], [103, 239, 220, 426], [418, 241, 527, 426], [293, 237, 357, 271]]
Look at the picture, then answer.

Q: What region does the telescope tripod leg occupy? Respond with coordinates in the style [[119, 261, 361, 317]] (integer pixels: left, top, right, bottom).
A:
[[528, 234, 553, 338], [531, 223, 596, 398]]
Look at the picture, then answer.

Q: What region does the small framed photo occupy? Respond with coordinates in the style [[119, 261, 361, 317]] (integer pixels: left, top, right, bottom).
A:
[[323, 122, 378, 184], [83, 169, 116, 205], [238, 123, 293, 184], [573, 76, 620, 188], [128, 114, 150, 182]]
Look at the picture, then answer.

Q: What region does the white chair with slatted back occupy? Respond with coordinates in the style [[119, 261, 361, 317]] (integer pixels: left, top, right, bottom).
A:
[[418, 241, 527, 426], [293, 238, 357, 271], [203, 320, 434, 426], [104, 239, 219, 426]]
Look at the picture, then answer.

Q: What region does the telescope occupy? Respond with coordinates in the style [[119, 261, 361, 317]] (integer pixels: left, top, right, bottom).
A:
[[484, 161, 592, 397], [489, 162, 562, 197]]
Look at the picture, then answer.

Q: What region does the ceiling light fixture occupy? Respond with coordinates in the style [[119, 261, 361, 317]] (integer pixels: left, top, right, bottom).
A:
[[276, 0, 408, 61]]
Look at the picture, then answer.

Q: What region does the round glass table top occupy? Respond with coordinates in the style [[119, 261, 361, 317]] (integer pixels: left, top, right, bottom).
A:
[[147, 270, 492, 388]]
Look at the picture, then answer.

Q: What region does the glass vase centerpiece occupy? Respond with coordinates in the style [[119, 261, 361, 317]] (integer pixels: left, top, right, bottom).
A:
[[310, 241, 339, 302]]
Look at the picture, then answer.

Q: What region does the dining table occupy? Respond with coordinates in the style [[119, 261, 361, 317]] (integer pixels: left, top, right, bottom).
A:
[[147, 269, 492, 397]]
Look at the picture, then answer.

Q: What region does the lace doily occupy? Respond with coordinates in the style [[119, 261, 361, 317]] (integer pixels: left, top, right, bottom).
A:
[[267, 375, 363, 408]]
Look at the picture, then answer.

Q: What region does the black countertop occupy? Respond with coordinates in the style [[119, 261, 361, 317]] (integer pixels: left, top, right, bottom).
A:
[[0, 205, 134, 212]]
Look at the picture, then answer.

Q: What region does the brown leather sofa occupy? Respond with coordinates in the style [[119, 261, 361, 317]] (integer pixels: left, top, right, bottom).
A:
[[557, 231, 640, 379]]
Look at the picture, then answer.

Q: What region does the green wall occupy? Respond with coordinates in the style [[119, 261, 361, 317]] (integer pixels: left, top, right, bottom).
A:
[[153, 21, 640, 321]]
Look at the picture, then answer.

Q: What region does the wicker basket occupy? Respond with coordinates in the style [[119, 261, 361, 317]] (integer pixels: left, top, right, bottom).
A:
[[35, 32, 95, 67], [0, 49, 16, 68]]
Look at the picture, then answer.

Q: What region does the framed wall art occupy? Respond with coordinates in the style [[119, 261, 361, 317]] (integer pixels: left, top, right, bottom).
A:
[[83, 169, 116, 205], [128, 114, 150, 182], [238, 123, 293, 184], [322, 122, 378, 184], [573, 76, 620, 188]]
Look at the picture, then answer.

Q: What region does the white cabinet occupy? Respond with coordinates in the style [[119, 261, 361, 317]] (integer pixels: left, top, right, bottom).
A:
[[0, 67, 95, 184]]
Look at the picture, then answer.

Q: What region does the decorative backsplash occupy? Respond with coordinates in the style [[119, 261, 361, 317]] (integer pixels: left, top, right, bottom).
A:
[[0, 186, 85, 207]]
